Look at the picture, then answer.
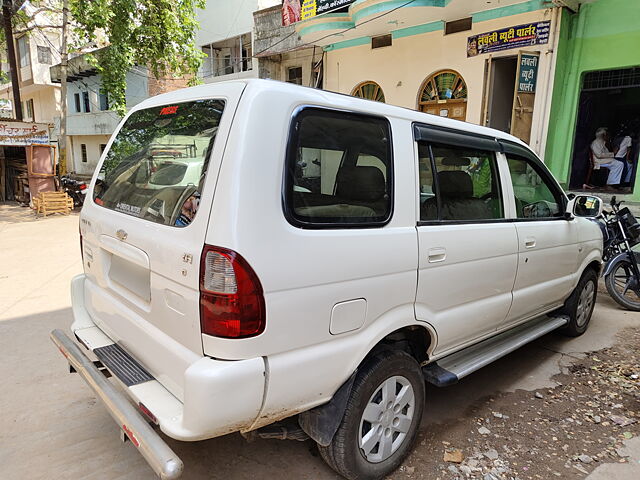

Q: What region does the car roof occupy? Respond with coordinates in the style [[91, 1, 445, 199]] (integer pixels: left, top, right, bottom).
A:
[[132, 78, 531, 153]]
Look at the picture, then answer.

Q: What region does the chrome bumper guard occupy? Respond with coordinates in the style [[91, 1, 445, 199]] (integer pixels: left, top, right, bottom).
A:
[[50, 329, 184, 479]]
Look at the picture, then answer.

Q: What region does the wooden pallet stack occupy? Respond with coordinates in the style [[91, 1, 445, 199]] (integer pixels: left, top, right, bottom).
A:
[[33, 191, 73, 216]]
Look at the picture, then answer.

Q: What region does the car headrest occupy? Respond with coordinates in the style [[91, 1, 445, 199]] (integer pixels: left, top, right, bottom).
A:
[[438, 170, 473, 198], [336, 166, 386, 202]]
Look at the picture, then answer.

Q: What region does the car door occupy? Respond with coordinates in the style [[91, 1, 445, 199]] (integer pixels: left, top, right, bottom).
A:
[[414, 126, 519, 356], [499, 142, 579, 328]]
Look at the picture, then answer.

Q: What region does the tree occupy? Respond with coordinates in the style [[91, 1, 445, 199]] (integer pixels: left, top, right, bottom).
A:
[[69, 0, 205, 116]]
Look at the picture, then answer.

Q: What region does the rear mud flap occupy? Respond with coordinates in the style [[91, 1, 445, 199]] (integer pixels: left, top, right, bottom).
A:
[[298, 373, 357, 446]]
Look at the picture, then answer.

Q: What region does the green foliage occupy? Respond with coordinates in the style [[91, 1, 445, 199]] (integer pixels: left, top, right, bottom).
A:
[[70, 0, 205, 116]]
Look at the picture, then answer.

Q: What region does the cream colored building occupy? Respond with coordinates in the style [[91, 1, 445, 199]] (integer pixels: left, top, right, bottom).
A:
[[0, 29, 61, 127], [295, 0, 580, 158]]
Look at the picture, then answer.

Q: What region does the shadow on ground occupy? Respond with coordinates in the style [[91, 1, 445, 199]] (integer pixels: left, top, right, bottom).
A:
[[4, 300, 629, 480]]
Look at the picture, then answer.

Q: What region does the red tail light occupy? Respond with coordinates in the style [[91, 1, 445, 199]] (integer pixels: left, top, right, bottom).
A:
[[79, 183, 87, 190], [199, 245, 265, 338]]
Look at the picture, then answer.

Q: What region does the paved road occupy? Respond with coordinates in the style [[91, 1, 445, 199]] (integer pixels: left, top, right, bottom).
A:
[[0, 203, 637, 479]]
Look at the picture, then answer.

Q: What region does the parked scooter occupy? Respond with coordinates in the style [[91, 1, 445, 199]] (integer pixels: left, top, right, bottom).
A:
[[598, 196, 640, 311], [60, 174, 88, 208]]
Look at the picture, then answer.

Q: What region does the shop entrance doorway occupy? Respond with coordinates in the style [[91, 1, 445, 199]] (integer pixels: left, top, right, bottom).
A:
[[569, 67, 640, 193], [483, 51, 540, 144], [485, 57, 518, 133]]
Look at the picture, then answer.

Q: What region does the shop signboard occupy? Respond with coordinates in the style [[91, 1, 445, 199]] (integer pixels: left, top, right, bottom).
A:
[[518, 54, 539, 93], [466, 21, 551, 57], [0, 121, 50, 146], [283, 0, 355, 26]]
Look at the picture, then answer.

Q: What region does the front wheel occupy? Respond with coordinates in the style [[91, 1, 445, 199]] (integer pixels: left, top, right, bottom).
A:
[[559, 269, 598, 337], [319, 350, 425, 480], [605, 260, 640, 311]]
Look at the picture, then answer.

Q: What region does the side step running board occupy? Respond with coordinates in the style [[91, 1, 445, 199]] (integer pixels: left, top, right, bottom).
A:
[[422, 315, 569, 387]]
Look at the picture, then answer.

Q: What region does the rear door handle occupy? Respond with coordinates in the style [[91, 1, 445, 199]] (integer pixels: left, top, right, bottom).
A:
[[428, 247, 446, 263], [524, 237, 536, 249]]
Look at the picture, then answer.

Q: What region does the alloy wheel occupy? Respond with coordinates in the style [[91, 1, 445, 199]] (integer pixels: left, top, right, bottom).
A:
[[576, 279, 595, 327], [358, 375, 415, 463]]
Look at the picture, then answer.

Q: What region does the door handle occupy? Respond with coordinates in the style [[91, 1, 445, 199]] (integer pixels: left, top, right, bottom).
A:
[[428, 247, 446, 263], [524, 237, 536, 249]]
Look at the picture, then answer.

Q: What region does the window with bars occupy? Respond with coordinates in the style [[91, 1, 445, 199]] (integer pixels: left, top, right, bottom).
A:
[[417, 70, 468, 121], [583, 67, 640, 91], [81, 144, 88, 163], [351, 81, 385, 103]]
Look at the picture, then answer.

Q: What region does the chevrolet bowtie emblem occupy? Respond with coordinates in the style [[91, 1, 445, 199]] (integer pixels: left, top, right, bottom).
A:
[[116, 229, 128, 241]]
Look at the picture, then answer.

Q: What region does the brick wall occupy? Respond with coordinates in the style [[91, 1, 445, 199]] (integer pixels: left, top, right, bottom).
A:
[[147, 74, 192, 97]]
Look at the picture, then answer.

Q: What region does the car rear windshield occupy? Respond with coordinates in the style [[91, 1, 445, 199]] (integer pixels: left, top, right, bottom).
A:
[[93, 99, 225, 227]]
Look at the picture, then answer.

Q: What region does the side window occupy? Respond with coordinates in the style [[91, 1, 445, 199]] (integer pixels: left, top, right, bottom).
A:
[[506, 155, 563, 219], [286, 108, 392, 227], [418, 142, 503, 221]]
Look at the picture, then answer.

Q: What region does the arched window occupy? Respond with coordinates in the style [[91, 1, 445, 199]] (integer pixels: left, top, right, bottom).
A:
[[417, 70, 467, 121], [352, 81, 385, 103]]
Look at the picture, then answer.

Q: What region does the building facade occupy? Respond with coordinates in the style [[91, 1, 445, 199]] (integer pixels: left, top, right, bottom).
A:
[[50, 54, 149, 175], [254, 4, 322, 88], [0, 26, 61, 127], [294, 0, 570, 157], [544, 0, 640, 200], [195, 0, 282, 83]]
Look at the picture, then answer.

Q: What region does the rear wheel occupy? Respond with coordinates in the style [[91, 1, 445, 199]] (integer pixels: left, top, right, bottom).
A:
[[319, 350, 425, 480], [605, 260, 640, 311], [559, 269, 598, 337]]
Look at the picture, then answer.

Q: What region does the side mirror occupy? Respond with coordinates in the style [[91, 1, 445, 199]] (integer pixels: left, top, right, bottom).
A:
[[570, 195, 603, 218]]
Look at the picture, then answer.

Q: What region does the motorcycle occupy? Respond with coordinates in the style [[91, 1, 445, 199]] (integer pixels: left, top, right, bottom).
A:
[[598, 196, 640, 311], [60, 174, 88, 208]]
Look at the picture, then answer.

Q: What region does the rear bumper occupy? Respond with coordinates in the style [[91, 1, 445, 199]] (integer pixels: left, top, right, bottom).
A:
[[50, 329, 183, 480], [65, 274, 266, 441]]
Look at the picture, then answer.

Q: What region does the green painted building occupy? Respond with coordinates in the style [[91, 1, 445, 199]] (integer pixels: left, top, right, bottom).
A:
[[545, 0, 640, 199]]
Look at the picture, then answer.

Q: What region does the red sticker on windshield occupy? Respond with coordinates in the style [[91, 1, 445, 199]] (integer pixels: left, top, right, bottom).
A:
[[160, 106, 179, 115]]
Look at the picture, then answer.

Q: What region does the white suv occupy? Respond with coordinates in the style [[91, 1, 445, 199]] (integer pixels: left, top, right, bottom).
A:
[[52, 80, 603, 480]]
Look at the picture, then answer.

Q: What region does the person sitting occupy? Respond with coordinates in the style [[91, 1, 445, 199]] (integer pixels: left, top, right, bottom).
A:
[[591, 127, 624, 190], [613, 127, 633, 187]]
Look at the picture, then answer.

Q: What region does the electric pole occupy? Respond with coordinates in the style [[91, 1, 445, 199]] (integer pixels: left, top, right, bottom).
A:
[[59, 0, 68, 173], [2, 0, 23, 121]]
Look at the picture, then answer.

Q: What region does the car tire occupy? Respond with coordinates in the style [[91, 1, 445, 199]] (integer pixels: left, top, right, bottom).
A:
[[558, 268, 598, 337], [318, 350, 425, 480]]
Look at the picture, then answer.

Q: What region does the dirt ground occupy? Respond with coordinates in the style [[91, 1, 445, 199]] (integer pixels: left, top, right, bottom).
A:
[[394, 328, 640, 480], [1, 202, 639, 480]]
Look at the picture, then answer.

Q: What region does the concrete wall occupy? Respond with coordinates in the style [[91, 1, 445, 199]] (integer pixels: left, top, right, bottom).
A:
[[323, 8, 558, 155], [28, 31, 61, 85], [545, 0, 640, 199], [66, 71, 147, 116], [69, 134, 111, 175], [21, 85, 60, 125]]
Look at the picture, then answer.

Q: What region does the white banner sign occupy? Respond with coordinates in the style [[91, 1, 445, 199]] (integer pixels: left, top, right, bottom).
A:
[[0, 121, 50, 146]]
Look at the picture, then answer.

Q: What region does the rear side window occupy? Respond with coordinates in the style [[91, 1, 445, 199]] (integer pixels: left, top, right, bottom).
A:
[[93, 99, 225, 227], [285, 108, 392, 227], [419, 142, 503, 222]]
